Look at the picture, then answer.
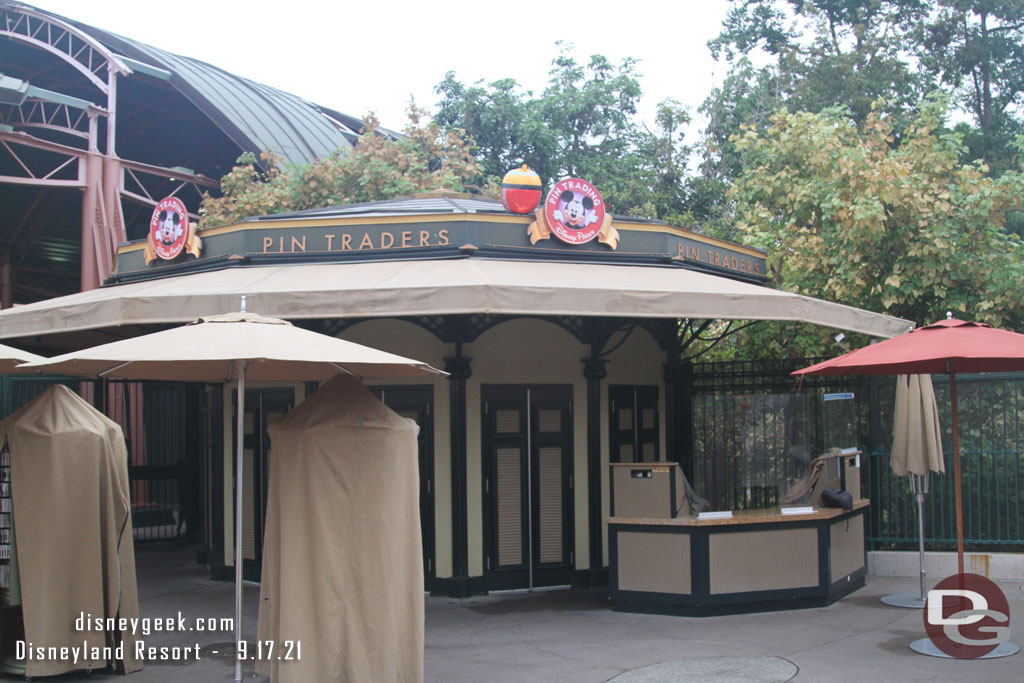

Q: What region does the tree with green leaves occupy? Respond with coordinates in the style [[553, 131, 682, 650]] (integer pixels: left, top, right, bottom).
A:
[[198, 109, 488, 229], [725, 96, 1024, 357], [709, 0, 928, 124], [916, 0, 1024, 173], [433, 74, 558, 185], [697, 1, 930, 242], [433, 45, 692, 223]]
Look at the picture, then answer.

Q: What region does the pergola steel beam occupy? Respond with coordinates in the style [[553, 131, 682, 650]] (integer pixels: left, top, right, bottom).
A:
[[0, 130, 86, 186], [1, 5, 226, 301], [0, 98, 93, 139], [0, 5, 131, 94], [119, 158, 218, 223]]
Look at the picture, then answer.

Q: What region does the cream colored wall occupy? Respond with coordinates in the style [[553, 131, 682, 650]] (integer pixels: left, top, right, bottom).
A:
[[223, 380, 307, 569], [340, 319, 453, 579], [600, 326, 666, 567], [466, 318, 589, 575], [219, 318, 667, 579]]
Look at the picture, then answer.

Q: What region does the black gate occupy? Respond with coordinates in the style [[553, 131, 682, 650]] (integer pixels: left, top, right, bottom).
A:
[[0, 376, 204, 543]]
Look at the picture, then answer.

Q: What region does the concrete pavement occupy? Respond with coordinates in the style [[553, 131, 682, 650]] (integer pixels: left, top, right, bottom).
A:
[[58, 542, 1024, 681]]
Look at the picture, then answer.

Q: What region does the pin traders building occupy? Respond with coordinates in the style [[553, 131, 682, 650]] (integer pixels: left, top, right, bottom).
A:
[[0, 192, 911, 597]]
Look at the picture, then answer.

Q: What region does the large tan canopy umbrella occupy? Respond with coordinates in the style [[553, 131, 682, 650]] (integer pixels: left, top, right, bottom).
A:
[[18, 303, 444, 682], [0, 343, 43, 373], [882, 374, 945, 609]]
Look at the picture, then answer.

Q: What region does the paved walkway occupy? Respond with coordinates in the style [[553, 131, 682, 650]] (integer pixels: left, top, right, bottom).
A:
[[52, 543, 1024, 681]]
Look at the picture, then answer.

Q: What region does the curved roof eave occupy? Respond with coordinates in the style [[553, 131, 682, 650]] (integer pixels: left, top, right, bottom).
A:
[[70, 23, 360, 167]]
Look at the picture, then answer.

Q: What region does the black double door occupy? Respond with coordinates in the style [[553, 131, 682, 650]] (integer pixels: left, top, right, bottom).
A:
[[609, 385, 659, 463], [482, 386, 573, 591]]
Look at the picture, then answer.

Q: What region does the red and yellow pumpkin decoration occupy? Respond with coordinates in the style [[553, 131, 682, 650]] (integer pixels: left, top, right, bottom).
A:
[[500, 165, 542, 214]]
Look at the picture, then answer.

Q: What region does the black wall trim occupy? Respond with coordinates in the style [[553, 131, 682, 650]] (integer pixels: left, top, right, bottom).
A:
[[445, 354, 472, 588], [431, 575, 486, 598], [583, 356, 607, 571], [572, 567, 610, 588]]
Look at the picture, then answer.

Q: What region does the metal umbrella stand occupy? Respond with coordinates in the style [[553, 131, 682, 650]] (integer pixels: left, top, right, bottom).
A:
[[881, 472, 930, 608]]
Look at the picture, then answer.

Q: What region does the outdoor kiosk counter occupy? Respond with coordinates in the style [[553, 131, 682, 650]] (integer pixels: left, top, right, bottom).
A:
[[607, 461, 867, 616]]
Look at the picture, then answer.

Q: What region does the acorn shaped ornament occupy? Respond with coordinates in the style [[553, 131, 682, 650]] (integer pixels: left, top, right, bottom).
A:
[[501, 165, 542, 214]]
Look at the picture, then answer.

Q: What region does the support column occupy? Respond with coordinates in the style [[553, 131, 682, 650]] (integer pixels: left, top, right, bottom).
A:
[[101, 70, 122, 277], [583, 355, 607, 584], [81, 112, 102, 291], [0, 256, 12, 309], [103, 155, 125, 246], [444, 352, 472, 597]]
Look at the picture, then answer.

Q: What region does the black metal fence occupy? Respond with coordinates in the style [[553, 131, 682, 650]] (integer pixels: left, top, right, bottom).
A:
[[690, 360, 1024, 551], [0, 376, 204, 543], [865, 373, 1024, 550]]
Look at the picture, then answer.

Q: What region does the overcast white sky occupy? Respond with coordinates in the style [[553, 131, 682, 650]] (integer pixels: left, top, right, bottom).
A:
[[24, 0, 736, 136]]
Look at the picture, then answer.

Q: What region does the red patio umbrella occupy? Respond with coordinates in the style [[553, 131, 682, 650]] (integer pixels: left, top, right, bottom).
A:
[[793, 317, 1024, 576]]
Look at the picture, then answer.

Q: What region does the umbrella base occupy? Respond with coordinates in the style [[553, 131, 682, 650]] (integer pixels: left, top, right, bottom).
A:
[[880, 592, 926, 609], [909, 638, 1020, 659]]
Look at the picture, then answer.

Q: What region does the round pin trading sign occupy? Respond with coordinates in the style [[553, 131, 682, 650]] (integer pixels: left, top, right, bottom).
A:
[[543, 178, 606, 245], [149, 197, 190, 260]]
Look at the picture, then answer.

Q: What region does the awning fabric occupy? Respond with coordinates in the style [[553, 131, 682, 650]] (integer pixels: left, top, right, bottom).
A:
[[0, 259, 913, 341], [0, 385, 142, 677], [257, 375, 423, 682]]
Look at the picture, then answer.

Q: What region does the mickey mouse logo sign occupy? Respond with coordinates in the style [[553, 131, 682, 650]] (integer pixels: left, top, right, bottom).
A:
[[149, 197, 189, 260], [543, 178, 606, 245]]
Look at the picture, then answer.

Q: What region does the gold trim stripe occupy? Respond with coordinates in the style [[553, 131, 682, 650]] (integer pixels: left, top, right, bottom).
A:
[[116, 214, 764, 259]]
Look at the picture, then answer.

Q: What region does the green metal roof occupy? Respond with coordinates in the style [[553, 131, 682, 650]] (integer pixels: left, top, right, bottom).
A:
[[70, 28, 361, 167]]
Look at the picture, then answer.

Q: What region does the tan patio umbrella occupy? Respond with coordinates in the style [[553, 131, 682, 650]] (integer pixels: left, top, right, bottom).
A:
[[881, 374, 945, 609], [17, 300, 445, 682], [0, 343, 44, 373]]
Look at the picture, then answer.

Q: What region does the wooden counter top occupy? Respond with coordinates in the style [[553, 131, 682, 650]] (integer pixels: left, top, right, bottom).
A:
[[607, 499, 868, 527]]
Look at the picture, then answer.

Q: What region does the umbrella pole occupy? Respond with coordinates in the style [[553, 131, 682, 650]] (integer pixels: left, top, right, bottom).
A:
[[234, 362, 247, 683], [911, 474, 928, 601], [949, 365, 964, 577]]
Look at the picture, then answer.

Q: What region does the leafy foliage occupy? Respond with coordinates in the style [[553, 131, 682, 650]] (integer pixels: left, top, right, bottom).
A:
[[727, 97, 1024, 356], [198, 109, 490, 229], [433, 45, 693, 223], [916, 0, 1024, 173], [709, 0, 927, 124]]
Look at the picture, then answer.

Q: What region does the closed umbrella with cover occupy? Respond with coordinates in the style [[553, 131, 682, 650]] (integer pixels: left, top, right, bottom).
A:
[[881, 374, 944, 608]]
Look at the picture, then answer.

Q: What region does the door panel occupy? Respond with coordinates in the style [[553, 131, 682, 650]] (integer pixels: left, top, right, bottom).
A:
[[496, 447, 524, 567], [484, 385, 572, 591], [536, 447, 564, 564]]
